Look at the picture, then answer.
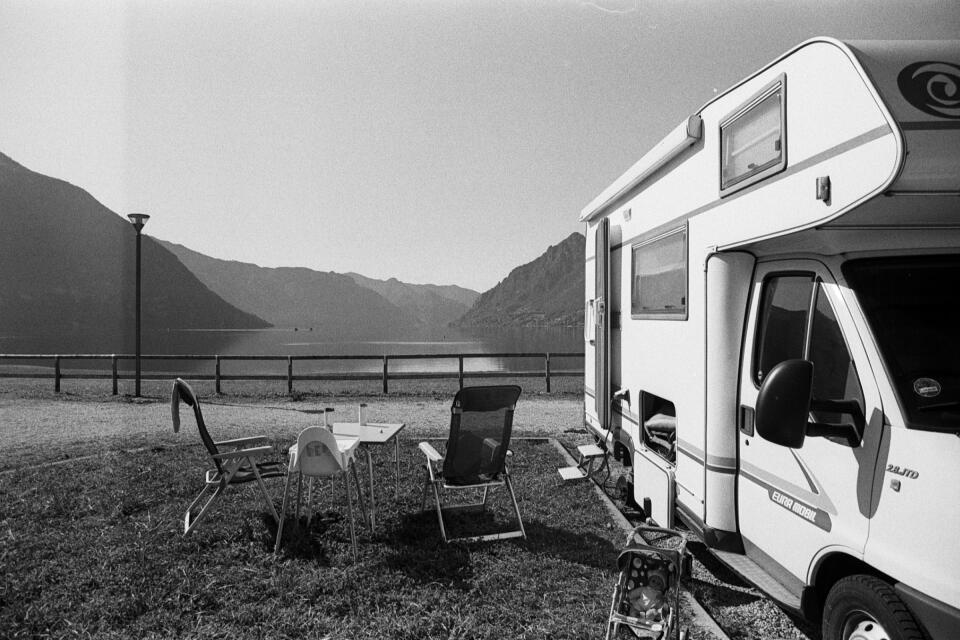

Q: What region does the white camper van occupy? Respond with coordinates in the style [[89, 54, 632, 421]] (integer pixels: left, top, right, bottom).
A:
[[581, 38, 960, 640]]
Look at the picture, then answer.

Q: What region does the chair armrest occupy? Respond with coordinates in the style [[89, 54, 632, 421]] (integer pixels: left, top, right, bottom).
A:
[[215, 436, 269, 448], [419, 441, 443, 463], [212, 445, 274, 461]]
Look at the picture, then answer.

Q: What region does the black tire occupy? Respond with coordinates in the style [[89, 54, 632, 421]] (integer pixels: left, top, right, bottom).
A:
[[681, 551, 693, 581], [822, 574, 926, 640]]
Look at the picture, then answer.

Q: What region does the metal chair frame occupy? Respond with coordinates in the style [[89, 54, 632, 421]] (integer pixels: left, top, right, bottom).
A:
[[172, 378, 284, 536], [418, 385, 526, 544]]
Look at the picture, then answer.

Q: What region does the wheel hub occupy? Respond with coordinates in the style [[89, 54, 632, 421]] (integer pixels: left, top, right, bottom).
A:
[[844, 610, 890, 640]]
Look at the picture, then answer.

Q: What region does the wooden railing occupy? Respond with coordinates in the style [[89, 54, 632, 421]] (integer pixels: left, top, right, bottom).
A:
[[0, 352, 584, 394]]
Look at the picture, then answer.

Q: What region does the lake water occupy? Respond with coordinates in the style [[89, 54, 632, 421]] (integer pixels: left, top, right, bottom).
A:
[[0, 326, 584, 376]]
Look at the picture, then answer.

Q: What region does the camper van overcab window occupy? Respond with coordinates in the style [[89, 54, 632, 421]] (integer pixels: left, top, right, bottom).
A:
[[844, 255, 960, 433], [631, 227, 687, 319], [720, 75, 786, 195]]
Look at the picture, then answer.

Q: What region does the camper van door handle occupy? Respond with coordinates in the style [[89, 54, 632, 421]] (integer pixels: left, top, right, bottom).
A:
[[739, 405, 755, 436]]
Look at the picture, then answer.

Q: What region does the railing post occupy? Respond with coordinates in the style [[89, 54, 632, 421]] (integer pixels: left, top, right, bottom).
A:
[[215, 355, 221, 395], [458, 355, 464, 389], [111, 355, 118, 395], [382, 355, 389, 394], [54, 355, 61, 393], [287, 356, 294, 396], [545, 352, 551, 393]]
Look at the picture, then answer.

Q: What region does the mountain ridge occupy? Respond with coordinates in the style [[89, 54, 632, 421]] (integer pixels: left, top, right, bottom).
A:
[[455, 232, 584, 328], [346, 272, 478, 329], [159, 240, 479, 337], [0, 151, 269, 352], [0, 148, 583, 351]]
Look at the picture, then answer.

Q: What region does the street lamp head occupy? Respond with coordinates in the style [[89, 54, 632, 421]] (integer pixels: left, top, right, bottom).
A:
[[127, 213, 150, 233]]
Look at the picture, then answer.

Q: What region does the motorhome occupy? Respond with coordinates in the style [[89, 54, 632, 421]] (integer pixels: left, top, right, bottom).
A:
[[581, 38, 959, 640]]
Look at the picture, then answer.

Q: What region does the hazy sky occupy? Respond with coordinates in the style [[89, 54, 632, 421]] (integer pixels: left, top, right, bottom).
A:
[[1, 1, 957, 291]]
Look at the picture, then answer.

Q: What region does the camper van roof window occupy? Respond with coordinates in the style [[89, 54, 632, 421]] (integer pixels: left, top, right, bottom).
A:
[[720, 75, 787, 196]]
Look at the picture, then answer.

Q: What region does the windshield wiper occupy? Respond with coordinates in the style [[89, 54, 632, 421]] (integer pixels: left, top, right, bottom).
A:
[[917, 400, 960, 412]]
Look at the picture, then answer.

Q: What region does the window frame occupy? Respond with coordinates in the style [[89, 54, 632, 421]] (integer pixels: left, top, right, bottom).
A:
[[630, 225, 688, 321], [719, 74, 787, 197], [751, 271, 816, 387], [751, 272, 864, 403], [806, 281, 866, 426]]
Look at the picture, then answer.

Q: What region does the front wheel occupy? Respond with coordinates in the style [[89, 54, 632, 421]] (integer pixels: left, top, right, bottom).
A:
[[822, 575, 925, 640]]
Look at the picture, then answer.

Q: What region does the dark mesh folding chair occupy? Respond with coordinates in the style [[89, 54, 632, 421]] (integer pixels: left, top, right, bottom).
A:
[[418, 385, 526, 544], [171, 378, 285, 535]]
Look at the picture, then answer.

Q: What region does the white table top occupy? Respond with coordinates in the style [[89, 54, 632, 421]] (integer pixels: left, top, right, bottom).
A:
[[287, 435, 359, 471], [331, 422, 405, 444]]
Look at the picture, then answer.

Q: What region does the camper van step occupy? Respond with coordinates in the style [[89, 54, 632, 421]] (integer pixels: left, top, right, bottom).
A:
[[713, 549, 802, 610], [576, 444, 605, 459], [558, 466, 590, 482]]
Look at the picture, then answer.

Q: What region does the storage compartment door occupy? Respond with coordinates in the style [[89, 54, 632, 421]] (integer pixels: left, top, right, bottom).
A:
[[634, 448, 676, 528]]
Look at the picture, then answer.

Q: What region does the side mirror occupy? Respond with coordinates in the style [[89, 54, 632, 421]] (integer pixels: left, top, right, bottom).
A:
[[755, 359, 813, 448]]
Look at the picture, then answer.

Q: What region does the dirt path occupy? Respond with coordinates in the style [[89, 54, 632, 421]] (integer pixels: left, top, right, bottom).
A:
[[0, 393, 583, 471]]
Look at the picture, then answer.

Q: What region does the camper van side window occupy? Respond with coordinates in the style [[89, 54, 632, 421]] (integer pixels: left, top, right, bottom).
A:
[[808, 285, 864, 425], [754, 274, 814, 384], [631, 227, 687, 319], [720, 75, 786, 196]]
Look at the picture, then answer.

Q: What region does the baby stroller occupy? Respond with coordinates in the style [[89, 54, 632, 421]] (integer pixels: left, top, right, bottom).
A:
[[606, 524, 689, 640]]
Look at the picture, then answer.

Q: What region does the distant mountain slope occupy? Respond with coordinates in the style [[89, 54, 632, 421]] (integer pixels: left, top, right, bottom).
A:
[[455, 232, 584, 327], [347, 273, 478, 329], [0, 152, 268, 350], [158, 240, 409, 337]]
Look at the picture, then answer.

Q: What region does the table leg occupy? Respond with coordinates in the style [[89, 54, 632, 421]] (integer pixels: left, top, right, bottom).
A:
[[366, 447, 377, 531], [394, 436, 401, 498], [274, 471, 293, 554]]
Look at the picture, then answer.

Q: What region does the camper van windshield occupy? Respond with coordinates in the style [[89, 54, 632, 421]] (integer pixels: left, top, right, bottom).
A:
[[844, 255, 960, 433]]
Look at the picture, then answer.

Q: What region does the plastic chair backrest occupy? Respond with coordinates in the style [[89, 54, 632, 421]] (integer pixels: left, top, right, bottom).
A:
[[174, 378, 222, 474], [442, 385, 521, 483], [296, 427, 345, 477]]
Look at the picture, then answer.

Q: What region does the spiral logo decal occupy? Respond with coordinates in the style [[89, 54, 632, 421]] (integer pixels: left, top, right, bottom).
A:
[[897, 61, 960, 119]]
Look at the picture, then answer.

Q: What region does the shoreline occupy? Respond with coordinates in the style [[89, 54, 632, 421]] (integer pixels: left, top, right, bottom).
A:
[[0, 374, 585, 403]]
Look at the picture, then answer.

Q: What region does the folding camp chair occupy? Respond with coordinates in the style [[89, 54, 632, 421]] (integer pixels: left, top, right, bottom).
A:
[[171, 378, 285, 535], [419, 385, 526, 544], [273, 427, 368, 559]]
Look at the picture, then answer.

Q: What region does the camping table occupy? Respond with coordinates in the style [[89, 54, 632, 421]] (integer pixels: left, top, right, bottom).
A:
[[331, 422, 405, 531]]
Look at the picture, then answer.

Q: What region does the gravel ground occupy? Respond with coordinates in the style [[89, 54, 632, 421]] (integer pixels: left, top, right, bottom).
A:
[[0, 385, 817, 639]]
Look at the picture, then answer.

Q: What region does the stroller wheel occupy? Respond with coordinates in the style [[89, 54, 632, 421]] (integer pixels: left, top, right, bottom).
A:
[[681, 552, 693, 581]]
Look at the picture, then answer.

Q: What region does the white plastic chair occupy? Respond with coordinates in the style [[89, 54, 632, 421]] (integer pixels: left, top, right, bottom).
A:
[[274, 427, 368, 559]]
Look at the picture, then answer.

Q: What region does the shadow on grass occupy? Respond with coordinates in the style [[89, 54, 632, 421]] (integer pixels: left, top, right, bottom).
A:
[[379, 506, 620, 589], [522, 520, 618, 571], [261, 511, 350, 564], [685, 577, 764, 607]]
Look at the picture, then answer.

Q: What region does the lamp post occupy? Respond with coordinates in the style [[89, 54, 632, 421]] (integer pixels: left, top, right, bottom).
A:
[[127, 213, 150, 397]]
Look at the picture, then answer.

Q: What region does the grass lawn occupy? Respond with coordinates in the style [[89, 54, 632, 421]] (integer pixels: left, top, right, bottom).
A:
[[1, 437, 625, 639]]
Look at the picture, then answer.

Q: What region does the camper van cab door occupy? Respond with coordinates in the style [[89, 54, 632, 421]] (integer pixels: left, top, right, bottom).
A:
[[736, 260, 883, 588]]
